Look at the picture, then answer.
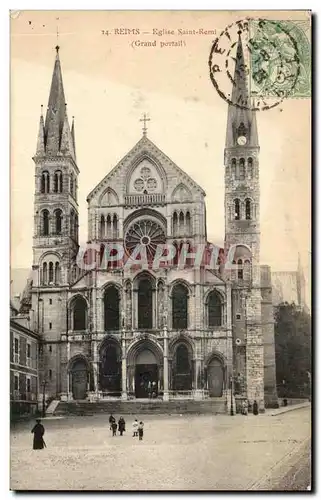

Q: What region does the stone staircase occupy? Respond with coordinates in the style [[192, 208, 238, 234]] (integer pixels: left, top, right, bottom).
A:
[[54, 398, 227, 416]]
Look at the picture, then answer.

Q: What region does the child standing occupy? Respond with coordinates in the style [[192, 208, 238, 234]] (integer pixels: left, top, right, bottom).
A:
[[138, 421, 144, 441], [132, 419, 138, 437]]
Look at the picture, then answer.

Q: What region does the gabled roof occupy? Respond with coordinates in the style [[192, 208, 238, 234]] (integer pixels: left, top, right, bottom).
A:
[[87, 135, 206, 202]]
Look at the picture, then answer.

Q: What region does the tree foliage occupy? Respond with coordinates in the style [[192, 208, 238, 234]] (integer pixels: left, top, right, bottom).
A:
[[274, 302, 311, 398]]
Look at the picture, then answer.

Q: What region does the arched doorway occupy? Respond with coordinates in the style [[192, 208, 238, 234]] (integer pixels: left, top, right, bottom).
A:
[[172, 342, 192, 391], [99, 340, 121, 395], [135, 349, 158, 398], [207, 356, 224, 397], [71, 358, 88, 400]]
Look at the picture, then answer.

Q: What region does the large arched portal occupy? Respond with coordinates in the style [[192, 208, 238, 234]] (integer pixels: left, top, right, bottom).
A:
[[127, 339, 163, 399], [207, 356, 224, 397], [135, 349, 158, 398], [70, 358, 88, 400], [99, 340, 121, 395]]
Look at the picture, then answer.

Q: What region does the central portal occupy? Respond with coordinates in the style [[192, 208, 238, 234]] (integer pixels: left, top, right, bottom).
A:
[[135, 349, 158, 398]]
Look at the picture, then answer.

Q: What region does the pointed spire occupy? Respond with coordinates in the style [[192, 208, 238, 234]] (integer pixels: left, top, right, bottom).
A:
[[60, 107, 75, 158], [225, 33, 259, 149], [36, 105, 45, 155], [44, 46, 66, 154], [71, 116, 77, 161]]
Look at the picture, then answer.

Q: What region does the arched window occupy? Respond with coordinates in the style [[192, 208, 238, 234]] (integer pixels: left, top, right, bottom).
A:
[[41, 171, 50, 194], [70, 173, 74, 197], [104, 286, 120, 330], [72, 296, 87, 331], [173, 343, 192, 391], [186, 211, 191, 234], [48, 262, 54, 283], [238, 122, 247, 137], [237, 259, 243, 280], [172, 283, 188, 330], [113, 215, 118, 238], [173, 212, 178, 236], [234, 199, 240, 220], [138, 278, 153, 329], [239, 158, 245, 180], [208, 291, 222, 327], [70, 210, 75, 238], [42, 210, 49, 236], [74, 214, 78, 242], [100, 215, 105, 238], [55, 262, 60, 284], [54, 170, 63, 193], [106, 214, 112, 239], [245, 199, 252, 220], [54, 209, 62, 235], [231, 158, 236, 179], [42, 262, 48, 284], [248, 158, 253, 178], [244, 259, 251, 281], [179, 211, 184, 236]]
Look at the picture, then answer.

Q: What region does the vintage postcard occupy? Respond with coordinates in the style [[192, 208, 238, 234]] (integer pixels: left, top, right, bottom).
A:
[[10, 10, 311, 491]]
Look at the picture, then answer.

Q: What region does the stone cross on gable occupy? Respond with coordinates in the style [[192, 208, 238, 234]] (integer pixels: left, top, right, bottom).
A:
[[139, 113, 150, 136]]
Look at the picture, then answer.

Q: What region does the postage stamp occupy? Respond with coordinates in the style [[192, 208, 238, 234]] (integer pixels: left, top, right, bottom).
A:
[[208, 18, 311, 111], [249, 19, 311, 99]]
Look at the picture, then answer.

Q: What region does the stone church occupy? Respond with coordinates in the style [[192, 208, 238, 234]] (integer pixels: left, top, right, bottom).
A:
[[25, 38, 278, 411]]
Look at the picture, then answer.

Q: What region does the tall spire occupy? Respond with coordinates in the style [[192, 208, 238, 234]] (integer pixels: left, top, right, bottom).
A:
[[71, 116, 77, 161], [36, 105, 45, 155], [44, 46, 67, 154], [225, 33, 259, 149]]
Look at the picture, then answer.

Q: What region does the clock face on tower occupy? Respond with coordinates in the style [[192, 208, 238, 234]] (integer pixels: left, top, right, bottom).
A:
[[237, 135, 247, 146]]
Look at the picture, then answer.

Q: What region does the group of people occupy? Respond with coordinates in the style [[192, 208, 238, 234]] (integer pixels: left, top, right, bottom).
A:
[[240, 399, 259, 415], [108, 415, 145, 440]]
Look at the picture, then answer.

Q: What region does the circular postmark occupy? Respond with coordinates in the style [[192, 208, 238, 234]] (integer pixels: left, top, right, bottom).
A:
[[208, 18, 301, 111]]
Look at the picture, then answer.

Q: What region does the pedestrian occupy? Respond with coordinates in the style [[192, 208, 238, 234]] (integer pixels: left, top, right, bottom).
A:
[[147, 381, 152, 398], [109, 414, 116, 430], [138, 420, 144, 441], [132, 418, 138, 437], [152, 381, 157, 398], [111, 421, 117, 436], [31, 418, 45, 450], [241, 399, 248, 415], [118, 416, 126, 436], [253, 400, 258, 415]]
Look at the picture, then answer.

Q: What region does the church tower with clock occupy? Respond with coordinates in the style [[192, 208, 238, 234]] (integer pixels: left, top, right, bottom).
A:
[[224, 33, 277, 408]]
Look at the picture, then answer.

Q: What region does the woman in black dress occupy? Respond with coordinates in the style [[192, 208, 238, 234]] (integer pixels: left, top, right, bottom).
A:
[[31, 419, 45, 450]]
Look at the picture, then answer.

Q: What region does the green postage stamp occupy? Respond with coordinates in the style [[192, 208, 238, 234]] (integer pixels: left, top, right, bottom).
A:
[[249, 19, 311, 99]]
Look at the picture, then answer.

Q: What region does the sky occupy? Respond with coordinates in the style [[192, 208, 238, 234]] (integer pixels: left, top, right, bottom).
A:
[[10, 10, 311, 305]]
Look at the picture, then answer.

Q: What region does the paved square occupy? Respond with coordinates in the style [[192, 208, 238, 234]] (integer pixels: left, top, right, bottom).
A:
[[10, 407, 310, 490]]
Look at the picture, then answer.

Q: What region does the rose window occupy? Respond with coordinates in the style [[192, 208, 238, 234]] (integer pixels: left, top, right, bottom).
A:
[[125, 219, 166, 260], [133, 166, 158, 193]]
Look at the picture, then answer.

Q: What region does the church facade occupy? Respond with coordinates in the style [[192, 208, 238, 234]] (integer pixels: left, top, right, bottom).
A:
[[28, 40, 278, 411]]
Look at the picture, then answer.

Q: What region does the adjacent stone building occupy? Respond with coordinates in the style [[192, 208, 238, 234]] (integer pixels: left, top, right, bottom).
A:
[[10, 302, 39, 417], [23, 38, 278, 411]]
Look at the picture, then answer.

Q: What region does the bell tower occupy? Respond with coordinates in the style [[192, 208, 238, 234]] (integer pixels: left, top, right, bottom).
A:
[[32, 46, 79, 288], [224, 33, 265, 411], [224, 33, 260, 283]]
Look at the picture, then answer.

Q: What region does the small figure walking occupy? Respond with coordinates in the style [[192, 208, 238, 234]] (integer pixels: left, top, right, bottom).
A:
[[111, 421, 118, 436], [138, 420, 144, 441], [118, 416, 126, 436], [31, 418, 45, 450], [109, 414, 116, 431], [253, 400, 259, 415], [132, 418, 138, 437]]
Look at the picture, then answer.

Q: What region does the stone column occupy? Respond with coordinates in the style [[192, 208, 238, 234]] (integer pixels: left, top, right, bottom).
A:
[[121, 329, 127, 400], [163, 317, 169, 401]]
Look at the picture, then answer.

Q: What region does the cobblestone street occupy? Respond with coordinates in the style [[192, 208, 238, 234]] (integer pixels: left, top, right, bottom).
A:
[[10, 406, 310, 491]]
